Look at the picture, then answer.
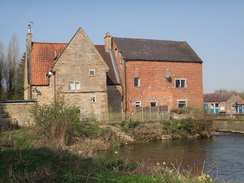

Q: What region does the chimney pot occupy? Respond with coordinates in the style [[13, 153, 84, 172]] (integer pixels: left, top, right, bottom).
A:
[[27, 25, 31, 34], [105, 32, 111, 37]]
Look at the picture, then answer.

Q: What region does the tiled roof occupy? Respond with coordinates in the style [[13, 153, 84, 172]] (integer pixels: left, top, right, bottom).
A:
[[30, 43, 117, 86], [237, 99, 244, 105], [30, 42, 67, 85], [204, 92, 235, 103], [113, 37, 202, 63], [95, 45, 117, 85]]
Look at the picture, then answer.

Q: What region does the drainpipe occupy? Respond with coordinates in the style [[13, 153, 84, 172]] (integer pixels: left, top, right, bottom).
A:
[[53, 72, 56, 102], [123, 59, 127, 113]]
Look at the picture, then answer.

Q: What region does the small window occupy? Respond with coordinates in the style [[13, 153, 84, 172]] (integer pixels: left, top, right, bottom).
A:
[[178, 100, 186, 108], [134, 77, 140, 87], [90, 94, 96, 103], [69, 81, 80, 90], [175, 79, 186, 88], [135, 101, 141, 107], [150, 102, 157, 107], [89, 69, 95, 77]]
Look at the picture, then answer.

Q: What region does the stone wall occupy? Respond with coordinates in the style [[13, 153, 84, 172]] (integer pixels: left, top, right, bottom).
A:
[[213, 120, 244, 133], [52, 28, 109, 120], [0, 102, 36, 127]]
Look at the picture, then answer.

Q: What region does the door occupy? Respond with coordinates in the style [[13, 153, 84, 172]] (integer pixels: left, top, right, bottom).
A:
[[204, 103, 208, 112], [238, 105, 243, 114], [215, 103, 219, 113], [210, 103, 215, 114], [211, 103, 219, 114]]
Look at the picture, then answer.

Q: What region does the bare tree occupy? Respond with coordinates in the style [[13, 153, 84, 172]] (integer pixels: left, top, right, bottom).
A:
[[0, 41, 7, 99], [214, 89, 229, 94], [6, 34, 20, 99]]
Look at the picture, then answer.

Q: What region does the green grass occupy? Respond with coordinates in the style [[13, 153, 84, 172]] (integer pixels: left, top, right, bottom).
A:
[[0, 147, 216, 183], [0, 102, 217, 182], [0, 128, 218, 183]]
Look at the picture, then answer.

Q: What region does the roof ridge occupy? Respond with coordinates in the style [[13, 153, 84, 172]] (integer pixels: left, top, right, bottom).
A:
[[113, 37, 186, 43], [32, 42, 67, 44]]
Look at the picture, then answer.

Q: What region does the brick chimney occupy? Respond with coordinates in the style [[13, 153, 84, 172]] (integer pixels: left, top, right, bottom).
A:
[[24, 24, 32, 100], [104, 32, 111, 52], [26, 24, 32, 49]]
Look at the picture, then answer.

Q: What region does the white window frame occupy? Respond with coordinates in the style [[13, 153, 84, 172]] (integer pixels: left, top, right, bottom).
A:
[[135, 101, 141, 107], [89, 69, 95, 77], [69, 81, 80, 90], [90, 94, 96, 103], [178, 100, 187, 108], [134, 77, 140, 87], [175, 78, 186, 88]]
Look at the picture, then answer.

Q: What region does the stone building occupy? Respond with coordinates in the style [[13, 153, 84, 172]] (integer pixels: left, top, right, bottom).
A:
[[24, 26, 109, 120], [24, 26, 204, 120], [104, 34, 204, 112]]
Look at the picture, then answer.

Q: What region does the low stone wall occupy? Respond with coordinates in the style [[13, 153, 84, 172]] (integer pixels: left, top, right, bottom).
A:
[[0, 100, 36, 127], [213, 120, 244, 133]]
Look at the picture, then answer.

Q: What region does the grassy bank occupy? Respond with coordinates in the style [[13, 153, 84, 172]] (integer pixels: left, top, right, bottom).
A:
[[0, 102, 216, 182], [0, 128, 215, 182]]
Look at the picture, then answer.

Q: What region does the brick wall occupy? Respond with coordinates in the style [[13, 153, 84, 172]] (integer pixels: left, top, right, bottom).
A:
[[112, 38, 203, 112], [124, 61, 203, 111]]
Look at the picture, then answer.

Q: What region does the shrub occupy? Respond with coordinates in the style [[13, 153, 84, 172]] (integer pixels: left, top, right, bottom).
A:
[[161, 119, 194, 136], [30, 100, 103, 145], [120, 120, 141, 132]]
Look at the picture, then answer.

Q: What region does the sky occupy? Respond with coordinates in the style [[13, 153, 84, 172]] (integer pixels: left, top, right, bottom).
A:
[[0, 0, 243, 93]]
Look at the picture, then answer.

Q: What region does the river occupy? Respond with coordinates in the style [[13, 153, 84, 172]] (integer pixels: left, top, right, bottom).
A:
[[112, 133, 244, 182]]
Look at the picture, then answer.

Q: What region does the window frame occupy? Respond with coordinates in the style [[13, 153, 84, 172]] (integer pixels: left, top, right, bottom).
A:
[[90, 94, 96, 103], [175, 78, 186, 88], [68, 81, 80, 90], [134, 77, 140, 87], [89, 69, 95, 77], [135, 101, 141, 107], [178, 100, 187, 108]]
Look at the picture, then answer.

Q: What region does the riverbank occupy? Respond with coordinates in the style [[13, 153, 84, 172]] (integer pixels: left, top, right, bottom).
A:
[[213, 120, 244, 133], [0, 127, 217, 183]]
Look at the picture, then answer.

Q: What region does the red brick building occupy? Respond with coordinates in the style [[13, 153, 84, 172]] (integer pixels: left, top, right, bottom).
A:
[[104, 34, 203, 112]]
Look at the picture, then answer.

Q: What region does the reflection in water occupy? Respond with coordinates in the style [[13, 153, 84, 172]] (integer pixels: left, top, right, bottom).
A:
[[110, 133, 244, 182]]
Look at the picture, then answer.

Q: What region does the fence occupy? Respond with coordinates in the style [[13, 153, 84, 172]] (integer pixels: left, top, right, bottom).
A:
[[107, 105, 169, 123]]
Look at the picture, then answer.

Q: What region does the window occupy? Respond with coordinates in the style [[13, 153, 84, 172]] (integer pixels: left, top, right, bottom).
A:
[[178, 100, 186, 108], [150, 102, 157, 107], [134, 77, 140, 87], [175, 79, 186, 88], [231, 103, 237, 111], [90, 94, 96, 103], [69, 81, 80, 90], [135, 101, 141, 107], [89, 69, 95, 76]]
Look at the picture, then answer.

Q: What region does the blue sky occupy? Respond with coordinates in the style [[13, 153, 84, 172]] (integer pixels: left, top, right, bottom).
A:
[[0, 0, 243, 93]]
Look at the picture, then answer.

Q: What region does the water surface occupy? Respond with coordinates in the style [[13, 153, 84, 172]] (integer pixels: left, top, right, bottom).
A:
[[113, 133, 244, 182]]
